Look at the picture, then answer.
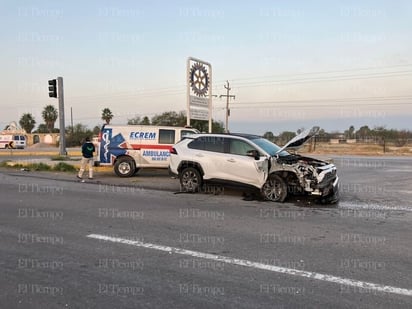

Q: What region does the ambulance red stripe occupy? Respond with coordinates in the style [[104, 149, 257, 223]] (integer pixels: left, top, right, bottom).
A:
[[130, 144, 173, 150]]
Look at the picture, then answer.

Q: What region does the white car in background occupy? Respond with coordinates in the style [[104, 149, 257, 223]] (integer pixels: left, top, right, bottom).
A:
[[169, 127, 339, 203]]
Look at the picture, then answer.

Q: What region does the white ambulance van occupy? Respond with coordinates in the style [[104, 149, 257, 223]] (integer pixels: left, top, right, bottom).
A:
[[0, 134, 27, 149], [97, 124, 199, 177]]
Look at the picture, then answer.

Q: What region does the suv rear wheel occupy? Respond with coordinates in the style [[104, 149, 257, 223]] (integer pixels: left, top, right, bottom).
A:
[[180, 167, 202, 192], [261, 174, 287, 202]]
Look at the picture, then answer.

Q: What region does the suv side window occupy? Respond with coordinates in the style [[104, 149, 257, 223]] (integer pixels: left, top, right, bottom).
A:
[[188, 137, 204, 150], [159, 129, 175, 144], [204, 136, 225, 153], [188, 136, 225, 153], [229, 139, 255, 156]]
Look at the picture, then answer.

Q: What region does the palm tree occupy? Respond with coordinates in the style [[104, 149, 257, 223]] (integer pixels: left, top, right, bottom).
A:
[[42, 105, 58, 133], [101, 108, 113, 124], [348, 125, 355, 139], [19, 113, 36, 133]]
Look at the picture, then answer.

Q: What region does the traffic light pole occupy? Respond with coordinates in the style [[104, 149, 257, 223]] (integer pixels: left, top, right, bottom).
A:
[[57, 77, 67, 156]]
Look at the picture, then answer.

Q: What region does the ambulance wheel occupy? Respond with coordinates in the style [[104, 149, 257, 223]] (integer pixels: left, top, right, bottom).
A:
[[114, 157, 136, 177]]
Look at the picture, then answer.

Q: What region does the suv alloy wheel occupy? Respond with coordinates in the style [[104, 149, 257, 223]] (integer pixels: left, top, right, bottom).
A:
[[180, 167, 202, 192]]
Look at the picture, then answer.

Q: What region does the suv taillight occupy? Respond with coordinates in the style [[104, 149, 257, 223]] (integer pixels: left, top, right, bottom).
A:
[[170, 148, 177, 155]]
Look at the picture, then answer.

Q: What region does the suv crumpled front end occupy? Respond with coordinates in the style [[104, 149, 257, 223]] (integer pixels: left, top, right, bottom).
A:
[[271, 154, 339, 203], [259, 126, 339, 203]]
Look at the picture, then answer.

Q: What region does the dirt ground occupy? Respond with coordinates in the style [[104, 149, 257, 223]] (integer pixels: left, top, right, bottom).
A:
[[303, 142, 412, 156]]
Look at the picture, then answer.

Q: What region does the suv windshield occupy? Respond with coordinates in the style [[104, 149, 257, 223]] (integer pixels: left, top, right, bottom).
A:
[[250, 137, 289, 157]]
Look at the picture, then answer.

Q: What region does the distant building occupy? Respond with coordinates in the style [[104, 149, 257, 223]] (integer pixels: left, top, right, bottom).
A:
[[2, 121, 26, 134]]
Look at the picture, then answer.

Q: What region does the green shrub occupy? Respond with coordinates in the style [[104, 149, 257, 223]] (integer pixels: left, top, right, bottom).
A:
[[1, 161, 50, 171], [51, 156, 80, 162], [0, 160, 11, 167], [0, 161, 24, 168], [1, 160, 76, 173], [51, 156, 67, 161], [53, 162, 76, 172], [29, 163, 51, 171]]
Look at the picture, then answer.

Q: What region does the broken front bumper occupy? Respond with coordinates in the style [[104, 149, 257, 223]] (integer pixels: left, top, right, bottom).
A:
[[311, 175, 339, 197], [320, 176, 340, 203]]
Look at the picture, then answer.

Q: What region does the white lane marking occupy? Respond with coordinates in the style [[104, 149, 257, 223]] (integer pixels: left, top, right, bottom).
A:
[[339, 202, 412, 212], [87, 234, 412, 297]]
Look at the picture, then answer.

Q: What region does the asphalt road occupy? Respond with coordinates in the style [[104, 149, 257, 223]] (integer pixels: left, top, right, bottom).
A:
[[0, 156, 411, 308]]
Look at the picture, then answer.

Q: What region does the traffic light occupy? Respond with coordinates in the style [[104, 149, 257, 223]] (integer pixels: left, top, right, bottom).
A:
[[48, 79, 57, 98]]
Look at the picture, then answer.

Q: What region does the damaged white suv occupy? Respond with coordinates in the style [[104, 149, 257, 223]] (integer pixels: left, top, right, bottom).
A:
[[169, 127, 339, 203]]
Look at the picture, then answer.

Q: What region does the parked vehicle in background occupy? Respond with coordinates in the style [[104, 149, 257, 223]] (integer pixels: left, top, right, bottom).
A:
[[0, 134, 26, 149], [97, 124, 199, 177], [169, 126, 339, 203]]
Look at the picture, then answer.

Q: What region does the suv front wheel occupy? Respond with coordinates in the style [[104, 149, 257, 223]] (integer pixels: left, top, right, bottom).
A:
[[261, 174, 287, 202], [180, 167, 202, 192]]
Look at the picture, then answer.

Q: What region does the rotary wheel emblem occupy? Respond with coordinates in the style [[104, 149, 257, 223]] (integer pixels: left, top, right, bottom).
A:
[[190, 62, 209, 97]]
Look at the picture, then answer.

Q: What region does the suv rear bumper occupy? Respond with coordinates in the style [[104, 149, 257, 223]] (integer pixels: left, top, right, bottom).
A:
[[168, 166, 178, 178]]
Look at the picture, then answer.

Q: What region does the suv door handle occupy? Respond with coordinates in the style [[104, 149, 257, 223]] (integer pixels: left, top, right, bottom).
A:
[[227, 158, 236, 163], [195, 153, 204, 157]]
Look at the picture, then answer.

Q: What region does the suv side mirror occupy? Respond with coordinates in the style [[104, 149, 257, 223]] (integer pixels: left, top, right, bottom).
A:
[[246, 150, 260, 160]]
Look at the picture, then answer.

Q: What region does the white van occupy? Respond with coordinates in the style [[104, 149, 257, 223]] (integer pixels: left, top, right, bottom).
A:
[[0, 134, 26, 149], [97, 124, 199, 177]]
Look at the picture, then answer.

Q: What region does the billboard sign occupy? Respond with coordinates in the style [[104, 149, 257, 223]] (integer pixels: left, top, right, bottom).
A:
[[187, 57, 212, 131]]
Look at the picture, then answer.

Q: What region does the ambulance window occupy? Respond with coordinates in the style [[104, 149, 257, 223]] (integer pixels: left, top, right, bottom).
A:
[[181, 130, 196, 139], [159, 129, 175, 144]]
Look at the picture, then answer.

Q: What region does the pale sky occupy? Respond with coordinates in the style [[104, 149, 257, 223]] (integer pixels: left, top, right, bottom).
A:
[[0, 0, 411, 134]]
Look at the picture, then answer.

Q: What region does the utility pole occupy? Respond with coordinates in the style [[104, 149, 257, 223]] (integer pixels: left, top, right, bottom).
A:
[[219, 80, 235, 133], [70, 107, 74, 134]]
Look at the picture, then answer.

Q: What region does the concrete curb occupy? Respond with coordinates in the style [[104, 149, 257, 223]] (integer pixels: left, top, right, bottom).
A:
[[0, 151, 82, 157], [1, 157, 112, 172]]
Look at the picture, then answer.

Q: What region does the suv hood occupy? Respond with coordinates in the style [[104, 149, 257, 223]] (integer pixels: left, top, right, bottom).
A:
[[276, 126, 320, 154]]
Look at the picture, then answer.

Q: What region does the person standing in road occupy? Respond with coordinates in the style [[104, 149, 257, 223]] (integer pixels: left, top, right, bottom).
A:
[[77, 137, 95, 180]]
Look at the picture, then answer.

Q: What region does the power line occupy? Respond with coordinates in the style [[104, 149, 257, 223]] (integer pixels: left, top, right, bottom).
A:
[[229, 63, 412, 83], [231, 101, 412, 110], [232, 71, 412, 89], [6, 64, 412, 109], [65, 64, 412, 101], [231, 102, 411, 109], [232, 95, 412, 106], [62, 69, 410, 105]]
